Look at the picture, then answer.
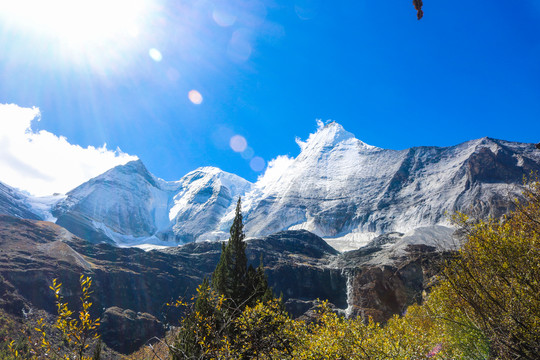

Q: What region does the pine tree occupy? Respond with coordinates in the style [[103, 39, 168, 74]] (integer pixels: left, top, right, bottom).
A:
[[212, 197, 272, 309], [171, 199, 277, 359]]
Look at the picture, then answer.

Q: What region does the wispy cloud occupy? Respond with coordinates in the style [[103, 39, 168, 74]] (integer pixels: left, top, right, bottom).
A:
[[0, 103, 137, 196]]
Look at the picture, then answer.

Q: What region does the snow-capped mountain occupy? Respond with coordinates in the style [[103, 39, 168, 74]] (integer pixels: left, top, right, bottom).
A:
[[51, 160, 251, 246], [167, 167, 252, 243], [4, 121, 539, 250], [52, 160, 171, 244], [239, 122, 540, 250]]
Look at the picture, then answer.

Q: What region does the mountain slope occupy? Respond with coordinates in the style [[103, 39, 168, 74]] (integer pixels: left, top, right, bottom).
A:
[[0, 181, 42, 220], [0, 180, 63, 221], [52, 160, 172, 244], [52, 160, 252, 245], [239, 122, 540, 249], [167, 166, 252, 242]]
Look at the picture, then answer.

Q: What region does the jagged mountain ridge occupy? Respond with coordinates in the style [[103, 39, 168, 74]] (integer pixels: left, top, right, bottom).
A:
[[241, 123, 540, 249], [2, 122, 540, 250]]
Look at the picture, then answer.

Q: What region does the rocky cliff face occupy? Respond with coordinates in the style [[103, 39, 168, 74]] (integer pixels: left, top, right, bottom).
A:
[[100, 307, 165, 354], [341, 245, 450, 323], [0, 215, 458, 352]]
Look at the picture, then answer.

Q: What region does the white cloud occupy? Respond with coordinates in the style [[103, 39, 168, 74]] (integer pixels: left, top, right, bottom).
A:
[[0, 103, 138, 196], [254, 155, 294, 192], [295, 119, 325, 151]]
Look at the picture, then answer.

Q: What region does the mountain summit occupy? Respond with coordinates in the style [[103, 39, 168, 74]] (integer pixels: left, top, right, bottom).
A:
[[296, 121, 378, 155]]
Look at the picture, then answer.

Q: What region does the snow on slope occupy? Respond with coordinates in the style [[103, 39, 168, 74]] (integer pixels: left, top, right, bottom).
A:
[[235, 122, 540, 250], [0, 180, 63, 221], [52, 160, 252, 246], [241, 121, 403, 240], [53, 160, 171, 240], [166, 166, 252, 243]]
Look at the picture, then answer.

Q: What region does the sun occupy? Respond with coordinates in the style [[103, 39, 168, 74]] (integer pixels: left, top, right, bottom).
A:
[[0, 0, 151, 66], [0, 0, 147, 42]]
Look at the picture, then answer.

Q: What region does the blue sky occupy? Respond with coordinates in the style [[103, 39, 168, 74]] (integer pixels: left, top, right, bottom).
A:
[[1, 0, 539, 193]]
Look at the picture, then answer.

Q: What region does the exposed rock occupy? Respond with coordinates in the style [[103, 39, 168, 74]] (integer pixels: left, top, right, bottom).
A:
[[345, 245, 451, 323], [284, 299, 318, 320], [0, 274, 27, 316], [0, 217, 349, 351], [100, 307, 165, 354]]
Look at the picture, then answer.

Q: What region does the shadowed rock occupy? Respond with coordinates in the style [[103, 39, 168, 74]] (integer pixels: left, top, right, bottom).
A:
[[100, 307, 165, 354]]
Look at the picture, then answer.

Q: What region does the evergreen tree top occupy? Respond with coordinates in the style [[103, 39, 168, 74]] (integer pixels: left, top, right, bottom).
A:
[[229, 197, 245, 245]]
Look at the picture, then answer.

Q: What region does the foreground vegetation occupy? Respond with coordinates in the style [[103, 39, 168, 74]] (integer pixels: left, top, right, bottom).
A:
[[3, 181, 540, 359], [134, 183, 540, 360]]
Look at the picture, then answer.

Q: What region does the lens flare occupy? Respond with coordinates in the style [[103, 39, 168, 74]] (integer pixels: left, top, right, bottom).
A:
[[188, 90, 203, 105], [230, 135, 247, 152], [227, 29, 253, 63], [250, 156, 266, 172], [241, 147, 255, 160], [212, 8, 236, 27], [149, 48, 163, 62]]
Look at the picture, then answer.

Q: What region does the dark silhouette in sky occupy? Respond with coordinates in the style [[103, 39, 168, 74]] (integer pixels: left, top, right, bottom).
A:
[[413, 0, 424, 20]]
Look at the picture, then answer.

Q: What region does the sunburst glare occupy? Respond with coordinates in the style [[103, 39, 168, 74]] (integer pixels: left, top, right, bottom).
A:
[[0, 0, 153, 73], [0, 0, 148, 44]]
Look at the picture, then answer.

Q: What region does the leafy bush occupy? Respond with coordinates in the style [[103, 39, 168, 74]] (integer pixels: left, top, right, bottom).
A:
[[440, 180, 540, 359], [8, 275, 101, 360]]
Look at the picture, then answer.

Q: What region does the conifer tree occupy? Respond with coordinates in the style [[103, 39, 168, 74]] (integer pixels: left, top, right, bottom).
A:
[[212, 197, 272, 308]]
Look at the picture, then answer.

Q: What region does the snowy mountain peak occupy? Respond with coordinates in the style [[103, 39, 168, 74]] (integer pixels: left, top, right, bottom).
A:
[[296, 121, 378, 154], [192, 166, 225, 175], [99, 159, 157, 187], [181, 166, 252, 192]]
